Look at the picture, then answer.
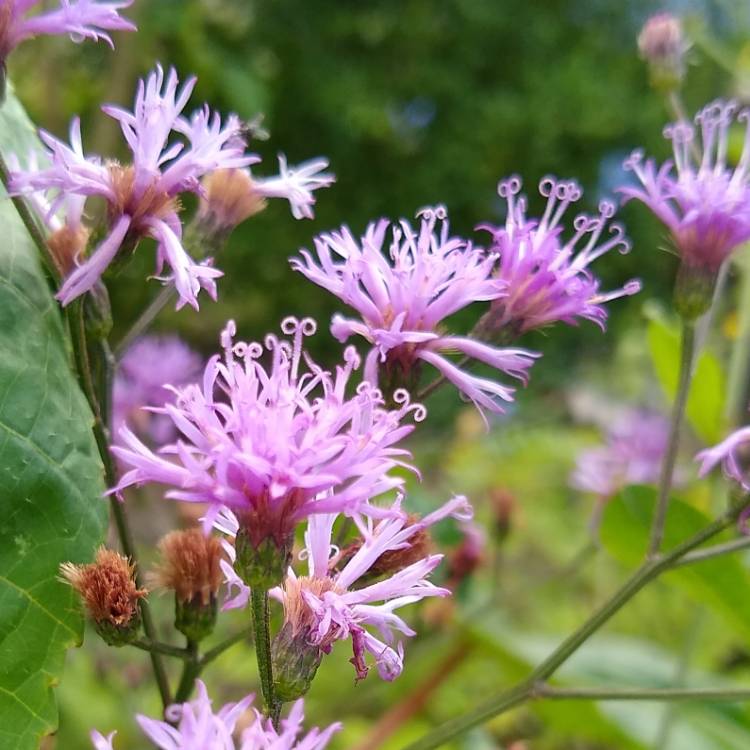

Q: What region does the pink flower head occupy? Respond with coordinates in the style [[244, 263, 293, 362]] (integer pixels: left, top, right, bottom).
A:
[[263, 494, 473, 682], [9, 64, 255, 309], [113, 335, 203, 444], [91, 680, 340, 749], [696, 426, 750, 491], [0, 0, 135, 62], [239, 697, 341, 750], [291, 205, 540, 415], [111, 317, 425, 545], [621, 100, 750, 272], [478, 176, 640, 334], [571, 409, 671, 498]]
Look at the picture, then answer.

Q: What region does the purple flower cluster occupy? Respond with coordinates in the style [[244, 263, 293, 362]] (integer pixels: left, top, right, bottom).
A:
[[0, 0, 135, 62], [478, 176, 640, 334], [91, 680, 339, 750], [217, 495, 473, 682], [621, 100, 750, 272], [111, 317, 424, 541], [9, 64, 333, 309], [292, 205, 540, 415]]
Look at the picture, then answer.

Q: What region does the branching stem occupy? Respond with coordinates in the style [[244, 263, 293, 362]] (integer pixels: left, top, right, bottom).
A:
[[649, 320, 695, 557], [402, 497, 749, 750]]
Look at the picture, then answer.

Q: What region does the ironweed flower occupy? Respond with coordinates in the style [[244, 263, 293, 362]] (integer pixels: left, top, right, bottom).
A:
[[0, 0, 135, 64], [621, 101, 750, 315], [571, 410, 671, 498], [113, 334, 203, 444], [9, 67, 329, 309], [91, 680, 340, 749], [111, 317, 425, 586], [10, 65, 250, 308], [478, 176, 640, 335], [292, 205, 539, 414], [270, 494, 472, 686], [207, 495, 471, 694]]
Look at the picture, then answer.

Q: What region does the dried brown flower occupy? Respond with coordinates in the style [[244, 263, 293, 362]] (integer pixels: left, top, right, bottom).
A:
[[60, 547, 145, 627], [150, 528, 223, 605]]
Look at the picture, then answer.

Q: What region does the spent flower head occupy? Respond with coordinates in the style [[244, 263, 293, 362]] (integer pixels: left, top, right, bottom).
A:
[[0, 0, 135, 64], [292, 205, 540, 415], [478, 176, 640, 335], [60, 547, 145, 645]]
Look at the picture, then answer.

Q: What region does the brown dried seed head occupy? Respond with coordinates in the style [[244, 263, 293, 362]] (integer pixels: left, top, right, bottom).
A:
[[60, 547, 145, 626], [199, 168, 267, 230], [150, 528, 223, 605]]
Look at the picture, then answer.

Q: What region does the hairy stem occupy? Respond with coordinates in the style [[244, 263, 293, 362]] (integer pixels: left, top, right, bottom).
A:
[[402, 499, 748, 750], [251, 588, 280, 727], [649, 321, 695, 557]]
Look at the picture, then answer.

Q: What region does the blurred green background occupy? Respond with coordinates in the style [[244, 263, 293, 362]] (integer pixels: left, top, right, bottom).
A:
[[11, 0, 750, 748]]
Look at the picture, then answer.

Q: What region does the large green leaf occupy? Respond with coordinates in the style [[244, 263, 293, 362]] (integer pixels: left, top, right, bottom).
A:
[[0, 90, 107, 749], [601, 486, 750, 642], [646, 309, 726, 445]]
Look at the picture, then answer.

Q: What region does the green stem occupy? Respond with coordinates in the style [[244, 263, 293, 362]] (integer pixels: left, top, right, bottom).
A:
[[131, 639, 191, 660], [174, 640, 200, 704], [251, 588, 280, 726], [0, 149, 58, 283], [673, 535, 750, 567], [402, 499, 748, 750], [534, 684, 750, 702], [68, 310, 172, 709], [726, 254, 750, 425], [199, 629, 251, 668], [648, 321, 696, 557], [114, 285, 175, 358]]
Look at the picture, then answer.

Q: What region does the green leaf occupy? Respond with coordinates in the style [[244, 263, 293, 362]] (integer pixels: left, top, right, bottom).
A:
[[601, 486, 750, 642], [0, 90, 107, 749], [646, 310, 726, 445]]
